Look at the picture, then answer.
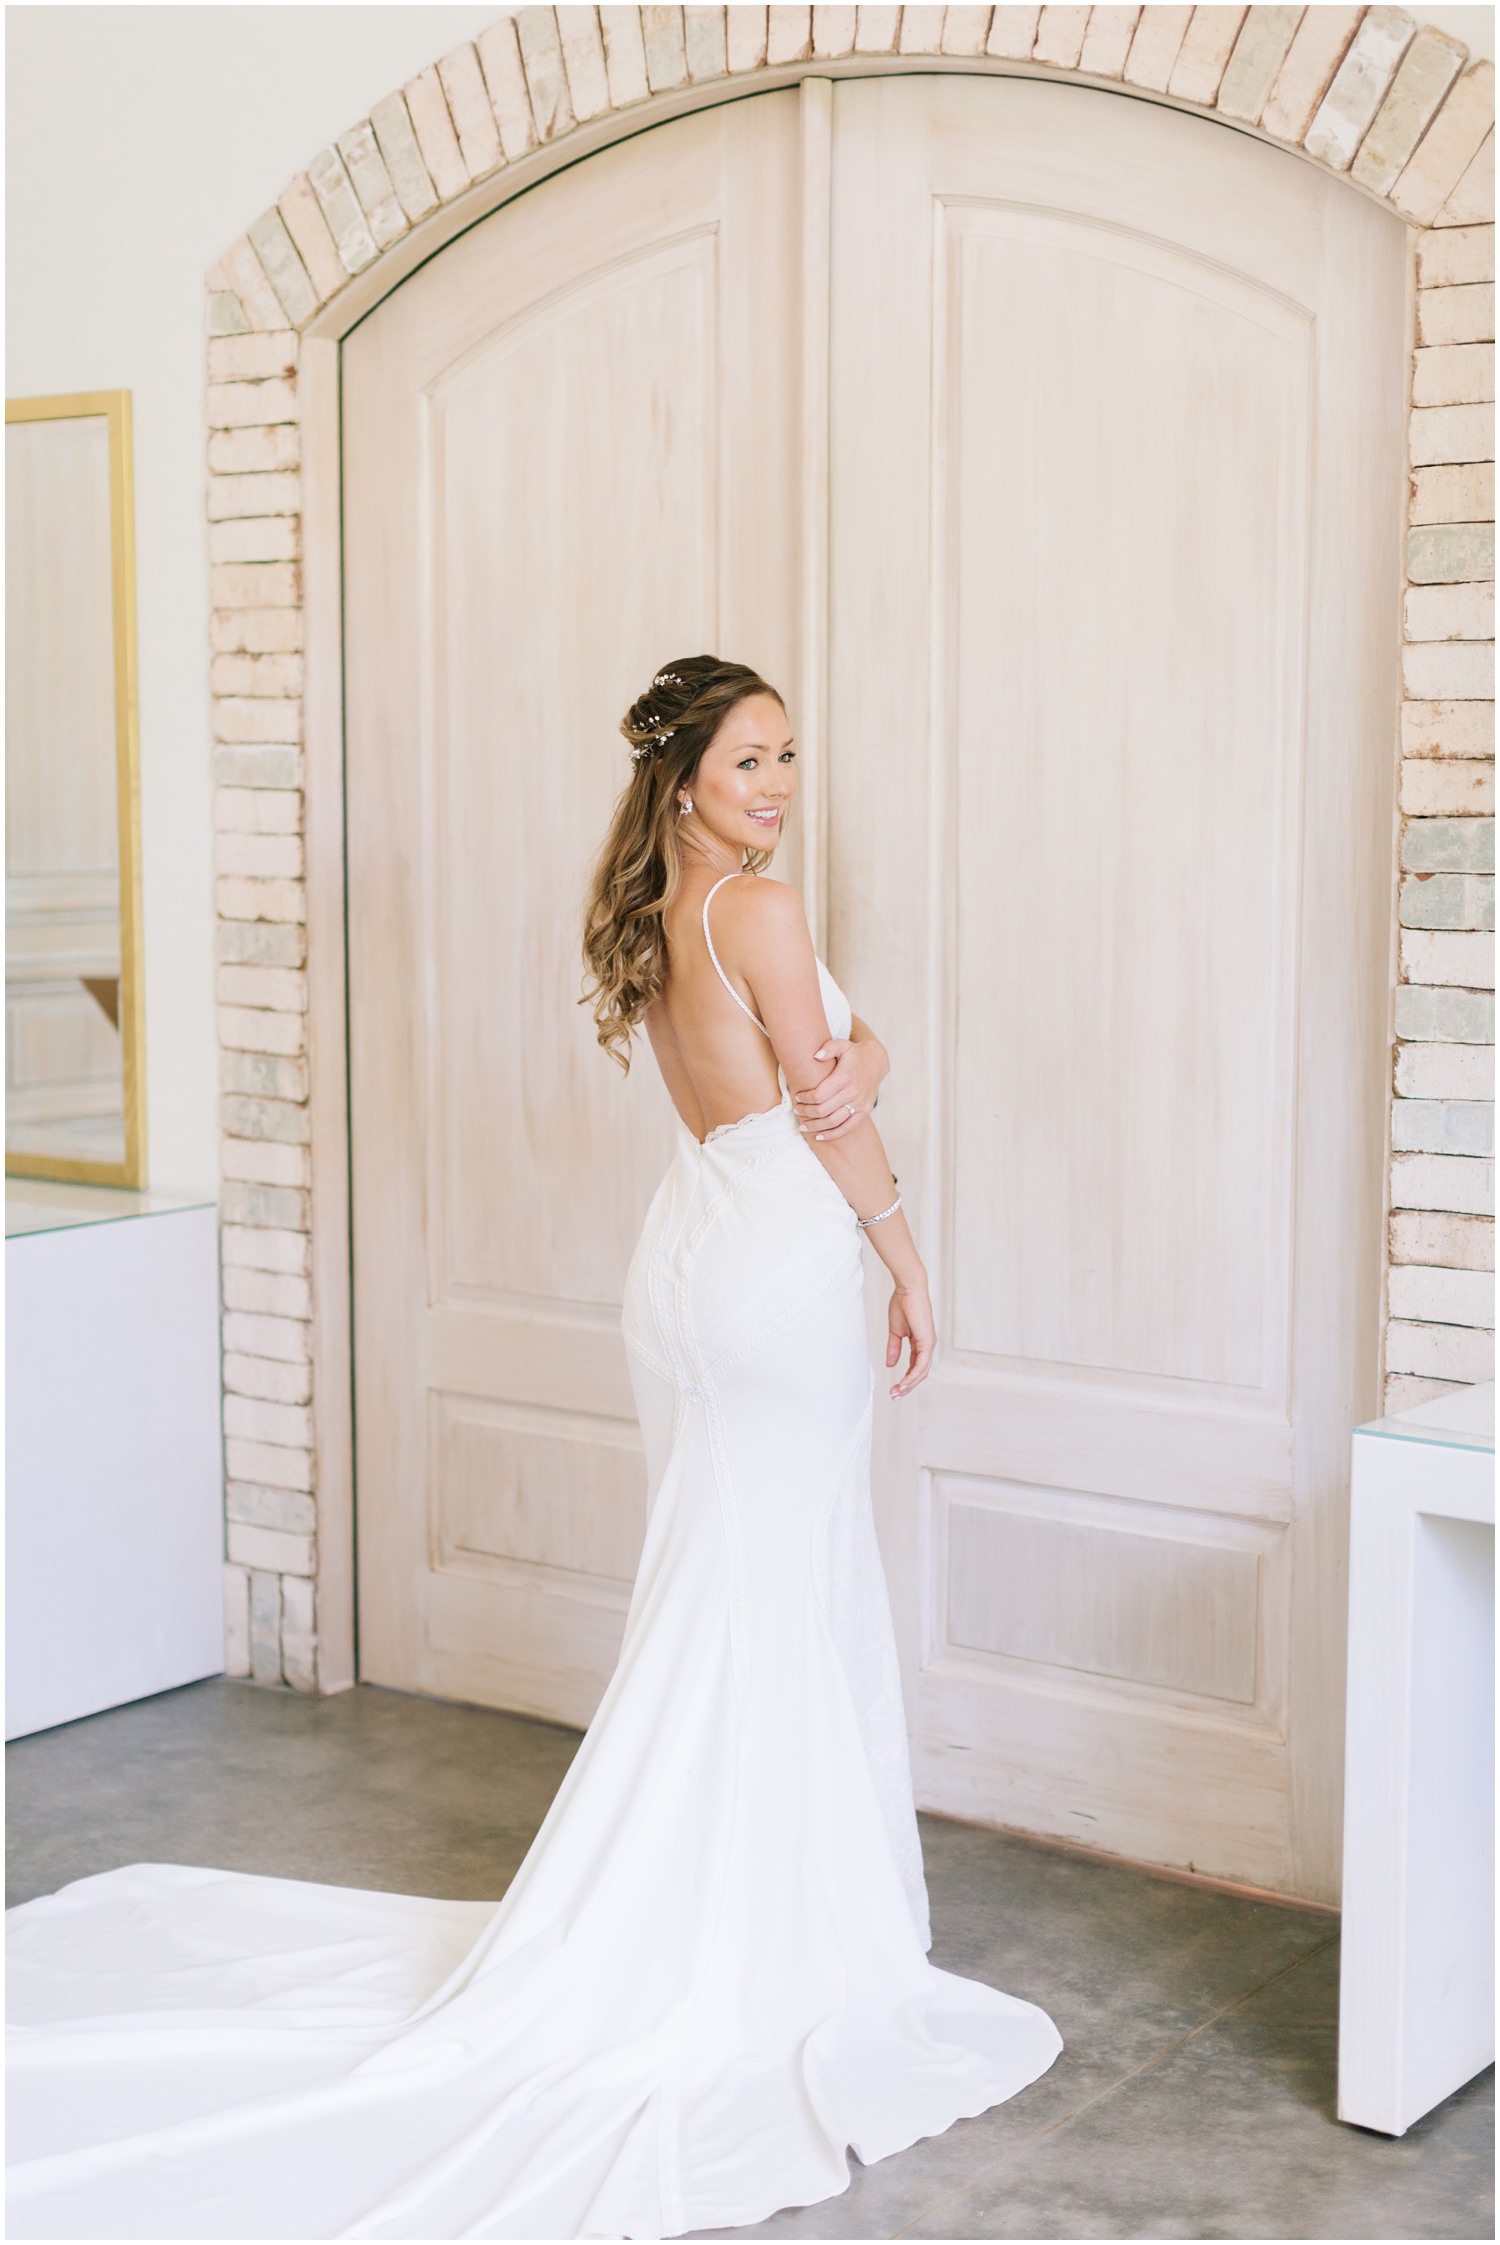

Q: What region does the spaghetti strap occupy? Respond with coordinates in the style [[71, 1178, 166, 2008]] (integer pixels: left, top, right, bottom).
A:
[[702, 873, 772, 1039]]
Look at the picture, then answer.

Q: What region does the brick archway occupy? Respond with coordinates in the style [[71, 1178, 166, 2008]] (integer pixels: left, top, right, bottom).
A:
[[206, 6, 1495, 1693]]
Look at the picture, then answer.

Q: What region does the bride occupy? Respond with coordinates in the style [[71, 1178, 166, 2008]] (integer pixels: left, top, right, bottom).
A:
[[6, 656, 1061, 2242]]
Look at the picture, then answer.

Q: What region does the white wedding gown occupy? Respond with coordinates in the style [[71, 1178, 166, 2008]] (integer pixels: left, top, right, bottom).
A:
[[6, 879, 1062, 2241]]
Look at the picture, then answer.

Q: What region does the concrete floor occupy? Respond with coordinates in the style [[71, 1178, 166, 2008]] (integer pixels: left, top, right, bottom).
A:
[[7, 1679, 1492, 2241]]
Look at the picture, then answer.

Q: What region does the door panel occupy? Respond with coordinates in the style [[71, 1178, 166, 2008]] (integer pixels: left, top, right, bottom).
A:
[[828, 75, 1405, 1901], [344, 96, 801, 1723]]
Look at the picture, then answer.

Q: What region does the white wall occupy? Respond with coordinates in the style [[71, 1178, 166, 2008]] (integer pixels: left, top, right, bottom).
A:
[[6, 5, 510, 1193], [5, 2, 1491, 1192]]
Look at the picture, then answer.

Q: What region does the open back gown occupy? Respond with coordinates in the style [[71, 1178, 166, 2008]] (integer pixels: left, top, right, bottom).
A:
[[7, 875, 1062, 2240]]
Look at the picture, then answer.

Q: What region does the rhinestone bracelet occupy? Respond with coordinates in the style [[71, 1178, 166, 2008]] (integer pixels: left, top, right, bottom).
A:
[[856, 1193, 902, 1230]]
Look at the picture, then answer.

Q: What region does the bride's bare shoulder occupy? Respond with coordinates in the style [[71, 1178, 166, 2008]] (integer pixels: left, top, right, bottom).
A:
[[712, 872, 810, 951]]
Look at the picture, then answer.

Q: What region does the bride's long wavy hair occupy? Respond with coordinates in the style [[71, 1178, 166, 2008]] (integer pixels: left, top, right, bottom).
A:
[[581, 655, 786, 1071]]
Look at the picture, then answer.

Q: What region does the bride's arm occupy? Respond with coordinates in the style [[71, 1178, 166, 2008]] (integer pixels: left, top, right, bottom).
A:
[[727, 881, 934, 1395], [791, 1010, 889, 1141]]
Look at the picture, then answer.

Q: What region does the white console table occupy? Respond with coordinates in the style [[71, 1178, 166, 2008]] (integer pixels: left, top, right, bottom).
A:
[[1338, 1377, 1495, 2136], [6, 1181, 225, 1739]]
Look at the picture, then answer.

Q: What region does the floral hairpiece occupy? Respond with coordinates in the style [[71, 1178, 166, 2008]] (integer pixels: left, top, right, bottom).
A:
[[629, 672, 685, 765]]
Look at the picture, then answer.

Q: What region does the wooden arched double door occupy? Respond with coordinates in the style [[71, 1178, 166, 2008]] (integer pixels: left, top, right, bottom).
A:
[[343, 72, 1406, 1903]]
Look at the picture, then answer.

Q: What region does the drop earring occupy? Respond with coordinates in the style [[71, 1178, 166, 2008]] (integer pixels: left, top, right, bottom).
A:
[[679, 795, 694, 815]]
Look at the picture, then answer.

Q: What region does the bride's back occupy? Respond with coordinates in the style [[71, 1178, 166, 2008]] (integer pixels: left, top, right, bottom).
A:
[[648, 872, 782, 1144]]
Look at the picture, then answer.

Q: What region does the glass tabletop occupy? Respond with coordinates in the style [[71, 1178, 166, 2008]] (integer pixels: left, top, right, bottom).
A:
[[1355, 1379, 1495, 1456], [5, 1179, 214, 1238]]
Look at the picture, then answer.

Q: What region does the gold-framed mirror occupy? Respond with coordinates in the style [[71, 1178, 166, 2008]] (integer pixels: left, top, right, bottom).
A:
[[6, 390, 146, 1185]]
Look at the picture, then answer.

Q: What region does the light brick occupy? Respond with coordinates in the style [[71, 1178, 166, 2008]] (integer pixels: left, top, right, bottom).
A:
[[1401, 699, 1495, 758], [220, 1136, 309, 1187], [1384, 1316, 1494, 1380], [335, 120, 407, 249], [1262, 4, 1361, 141], [1436, 127, 1494, 227], [1215, 5, 1302, 123], [1402, 816, 1496, 874], [1383, 1371, 1473, 1410], [601, 4, 654, 95], [211, 611, 303, 658], [1409, 462, 1495, 524], [1032, 7, 1089, 70], [281, 1576, 318, 1694], [216, 917, 306, 967], [1394, 983, 1496, 1042], [223, 1564, 251, 1679], [213, 696, 302, 745], [684, 4, 727, 75], [404, 66, 470, 201], [225, 1439, 314, 1500], [222, 1310, 313, 1363], [221, 1093, 312, 1145], [211, 652, 305, 701], [1401, 760, 1495, 817], [220, 1179, 310, 1230], [246, 210, 318, 327], [1390, 1096, 1495, 1155], [221, 1048, 310, 1103], [1413, 342, 1495, 408], [1401, 927, 1495, 987], [227, 1479, 317, 1534], [276, 174, 348, 303], [1404, 581, 1495, 641], [224, 1353, 313, 1406], [1167, 6, 1248, 106], [208, 425, 300, 476], [224, 1265, 313, 1322], [308, 145, 378, 275], [1389, 1150, 1495, 1214], [225, 1392, 316, 1448], [1124, 5, 1191, 90], [1391, 59, 1496, 225], [1077, 4, 1136, 79], [558, 7, 614, 115], [207, 332, 298, 382], [208, 472, 301, 524], [986, 5, 1041, 60], [222, 1223, 312, 1276], [208, 291, 249, 338], [1417, 224, 1496, 289], [1388, 1262, 1494, 1326], [1395, 1039, 1496, 1101], [212, 562, 300, 611], [216, 879, 307, 931], [1402, 641, 1495, 699], [813, 6, 859, 59], [218, 1004, 306, 1058], [439, 40, 506, 176], [1390, 1205, 1496, 1268], [1399, 871, 1496, 929], [478, 18, 540, 160], [1408, 403, 1494, 467], [221, 237, 285, 332], [771, 4, 818, 61], [942, 5, 997, 61], [209, 517, 299, 566], [206, 378, 297, 431], [229, 1520, 315, 1574], [1304, 7, 1417, 172], [369, 94, 440, 225], [249, 1569, 282, 1684], [1352, 26, 1467, 195], [854, 4, 902, 53], [1418, 284, 1496, 348], [216, 962, 308, 1010], [214, 832, 304, 881], [889, 5, 941, 57], [641, 6, 690, 88]]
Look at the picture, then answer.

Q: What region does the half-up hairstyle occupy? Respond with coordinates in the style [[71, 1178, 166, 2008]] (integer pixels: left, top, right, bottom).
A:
[[581, 654, 785, 1070]]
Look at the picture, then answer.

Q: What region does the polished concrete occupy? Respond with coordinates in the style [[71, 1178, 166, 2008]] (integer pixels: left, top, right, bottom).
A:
[[7, 1679, 1492, 2241]]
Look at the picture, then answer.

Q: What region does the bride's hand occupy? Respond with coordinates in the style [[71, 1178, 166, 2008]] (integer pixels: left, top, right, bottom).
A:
[[793, 1035, 888, 1140], [886, 1283, 935, 1398]]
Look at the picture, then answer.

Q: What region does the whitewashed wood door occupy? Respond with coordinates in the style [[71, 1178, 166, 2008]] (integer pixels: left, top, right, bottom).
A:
[[828, 75, 1406, 1903], [342, 96, 801, 1724]]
